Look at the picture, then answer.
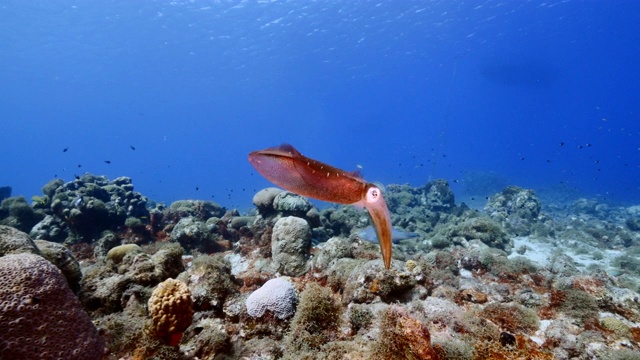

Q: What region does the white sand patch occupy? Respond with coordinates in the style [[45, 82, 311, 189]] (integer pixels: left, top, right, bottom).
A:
[[509, 236, 623, 275], [509, 236, 556, 267], [225, 252, 249, 275]]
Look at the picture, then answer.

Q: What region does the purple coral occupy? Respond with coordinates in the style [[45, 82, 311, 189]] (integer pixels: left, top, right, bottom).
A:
[[0, 253, 104, 359]]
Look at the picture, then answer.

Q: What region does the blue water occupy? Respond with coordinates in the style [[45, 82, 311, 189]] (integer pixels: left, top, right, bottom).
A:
[[1, 1, 639, 209]]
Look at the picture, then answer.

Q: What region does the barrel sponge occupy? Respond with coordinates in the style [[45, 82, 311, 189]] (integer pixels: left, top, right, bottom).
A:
[[246, 277, 297, 319], [0, 253, 105, 359], [148, 278, 194, 345]]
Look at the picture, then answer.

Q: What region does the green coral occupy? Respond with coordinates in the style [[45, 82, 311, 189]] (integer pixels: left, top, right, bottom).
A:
[[0, 196, 43, 232], [348, 303, 373, 332], [600, 317, 631, 338], [613, 254, 640, 275], [371, 305, 435, 360], [124, 216, 146, 230], [558, 289, 599, 323], [284, 282, 341, 355], [432, 216, 511, 250], [479, 303, 540, 334], [433, 339, 474, 360]]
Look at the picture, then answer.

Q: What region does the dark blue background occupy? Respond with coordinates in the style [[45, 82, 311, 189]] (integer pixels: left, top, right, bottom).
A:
[[1, 1, 638, 209]]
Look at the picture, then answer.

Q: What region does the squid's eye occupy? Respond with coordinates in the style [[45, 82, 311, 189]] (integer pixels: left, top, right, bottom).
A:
[[366, 186, 381, 203]]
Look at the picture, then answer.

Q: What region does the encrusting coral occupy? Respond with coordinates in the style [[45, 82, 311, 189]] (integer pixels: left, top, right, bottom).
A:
[[372, 305, 438, 360], [147, 278, 194, 346]]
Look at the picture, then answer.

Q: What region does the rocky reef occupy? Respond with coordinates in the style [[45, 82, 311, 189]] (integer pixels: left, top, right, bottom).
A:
[[1, 174, 640, 359]]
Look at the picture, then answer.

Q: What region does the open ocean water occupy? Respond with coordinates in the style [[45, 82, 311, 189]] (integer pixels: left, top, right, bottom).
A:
[[1, 0, 639, 209]]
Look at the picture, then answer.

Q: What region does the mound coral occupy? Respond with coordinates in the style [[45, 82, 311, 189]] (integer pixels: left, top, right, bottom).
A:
[[271, 216, 312, 276], [106, 243, 142, 264], [0, 253, 104, 359], [147, 278, 194, 346]]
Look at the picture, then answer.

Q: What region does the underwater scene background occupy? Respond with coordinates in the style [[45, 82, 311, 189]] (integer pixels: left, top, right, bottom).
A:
[[1, 1, 640, 360]]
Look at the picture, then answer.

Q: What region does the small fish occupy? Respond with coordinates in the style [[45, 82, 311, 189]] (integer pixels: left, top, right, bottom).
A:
[[104, 160, 111, 164], [63, 147, 69, 152], [356, 226, 419, 244], [72, 196, 84, 207]]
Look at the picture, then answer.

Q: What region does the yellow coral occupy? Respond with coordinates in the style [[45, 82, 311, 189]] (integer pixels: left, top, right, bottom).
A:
[[106, 244, 142, 264], [600, 317, 631, 339], [406, 259, 417, 272], [148, 278, 193, 346]]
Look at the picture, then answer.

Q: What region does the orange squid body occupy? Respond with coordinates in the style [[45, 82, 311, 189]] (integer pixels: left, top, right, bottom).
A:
[[248, 144, 392, 269]]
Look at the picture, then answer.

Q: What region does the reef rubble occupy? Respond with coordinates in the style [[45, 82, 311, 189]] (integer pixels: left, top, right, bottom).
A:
[[0, 174, 640, 359]]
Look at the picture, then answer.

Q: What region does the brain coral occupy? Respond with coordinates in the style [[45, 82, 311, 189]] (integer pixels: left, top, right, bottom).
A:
[[246, 277, 297, 319], [0, 253, 105, 359], [148, 278, 194, 346]]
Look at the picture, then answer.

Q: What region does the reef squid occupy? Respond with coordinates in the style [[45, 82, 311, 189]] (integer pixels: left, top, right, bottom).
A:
[[248, 144, 393, 269]]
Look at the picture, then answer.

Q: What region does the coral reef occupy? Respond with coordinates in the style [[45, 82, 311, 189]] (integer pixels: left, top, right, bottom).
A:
[[342, 260, 417, 303], [170, 216, 215, 253], [423, 179, 456, 212], [178, 253, 236, 312], [2, 175, 640, 359], [485, 186, 541, 235], [0, 253, 104, 359], [0, 196, 43, 232], [81, 242, 184, 313], [26, 175, 151, 245]]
